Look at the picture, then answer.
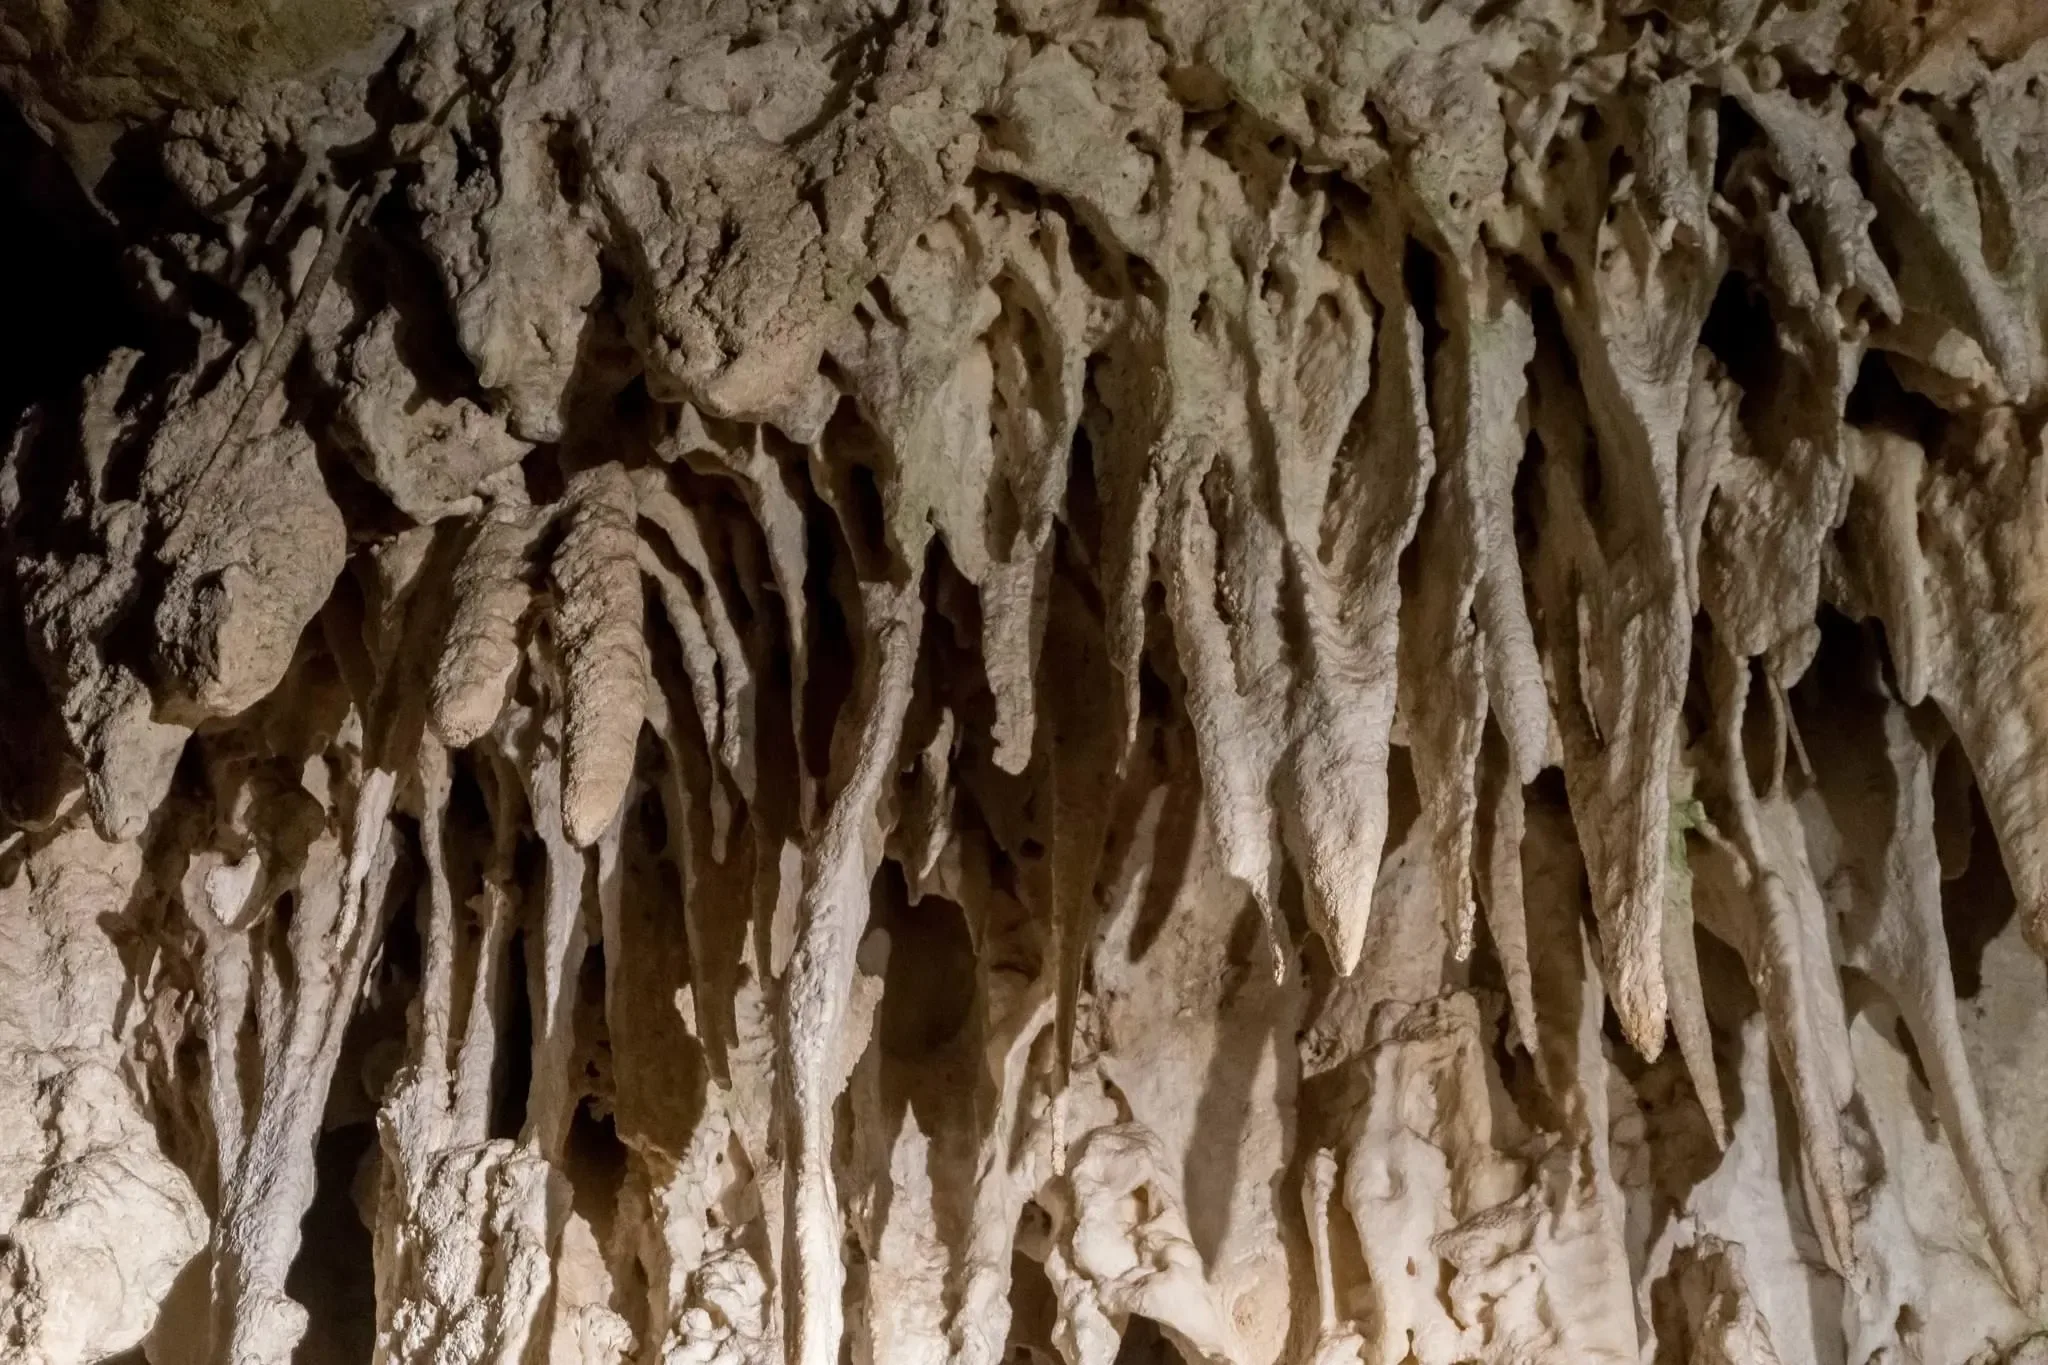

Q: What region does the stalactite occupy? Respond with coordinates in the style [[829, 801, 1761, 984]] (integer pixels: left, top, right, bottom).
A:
[[3, 1, 2048, 1362]]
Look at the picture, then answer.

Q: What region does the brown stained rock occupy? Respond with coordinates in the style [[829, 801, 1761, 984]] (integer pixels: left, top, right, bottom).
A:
[[1, 2, 2047, 1361]]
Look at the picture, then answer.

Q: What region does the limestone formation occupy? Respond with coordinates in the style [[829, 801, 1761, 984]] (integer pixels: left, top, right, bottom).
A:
[[2, 0, 2048, 1361]]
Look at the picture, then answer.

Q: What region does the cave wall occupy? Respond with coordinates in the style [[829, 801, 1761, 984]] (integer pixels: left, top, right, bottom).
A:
[[3, 0, 2048, 1362]]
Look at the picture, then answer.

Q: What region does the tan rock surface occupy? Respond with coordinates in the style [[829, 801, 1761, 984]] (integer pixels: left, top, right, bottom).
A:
[[2, 1, 2047, 1361]]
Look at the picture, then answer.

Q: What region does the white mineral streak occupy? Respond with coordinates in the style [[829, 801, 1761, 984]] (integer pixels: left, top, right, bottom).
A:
[[3, 0, 2048, 1362]]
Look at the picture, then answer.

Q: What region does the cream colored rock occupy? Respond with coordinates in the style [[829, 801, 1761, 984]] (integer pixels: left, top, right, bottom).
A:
[[0, 829, 205, 1364], [1, 1, 2047, 1361]]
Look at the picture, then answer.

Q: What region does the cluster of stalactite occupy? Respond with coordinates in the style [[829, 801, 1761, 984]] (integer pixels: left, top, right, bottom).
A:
[[4, 0, 2048, 1361]]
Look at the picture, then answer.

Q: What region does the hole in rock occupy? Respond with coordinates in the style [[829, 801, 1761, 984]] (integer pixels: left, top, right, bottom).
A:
[[492, 928, 536, 1140], [1113, 1313, 1191, 1363], [1004, 1246, 1060, 1362], [1699, 271, 1773, 395], [873, 863, 978, 1058], [0, 101, 139, 435], [283, 1123, 376, 1365], [1944, 778, 2017, 1000], [565, 1096, 628, 1239]]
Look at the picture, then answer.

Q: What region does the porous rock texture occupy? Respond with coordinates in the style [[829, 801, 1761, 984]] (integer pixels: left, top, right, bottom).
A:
[[4, 0, 2048, 1361]]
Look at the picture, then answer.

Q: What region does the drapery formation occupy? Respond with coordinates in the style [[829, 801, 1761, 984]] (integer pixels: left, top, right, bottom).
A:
[[4, 0, 2048, 1361]]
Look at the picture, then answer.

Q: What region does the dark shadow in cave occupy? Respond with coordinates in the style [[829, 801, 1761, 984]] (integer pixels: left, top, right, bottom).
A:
[[284, 1122, 377, 1365], [0, 99, 141, 438]]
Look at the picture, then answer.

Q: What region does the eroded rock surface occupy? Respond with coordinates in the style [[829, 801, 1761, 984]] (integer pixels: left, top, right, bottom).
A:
[[3, 0, 2048, 1361]]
